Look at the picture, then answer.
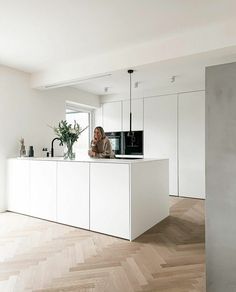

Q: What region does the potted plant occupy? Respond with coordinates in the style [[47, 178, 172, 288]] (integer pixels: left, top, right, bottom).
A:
[[53, 120, 88, 159]]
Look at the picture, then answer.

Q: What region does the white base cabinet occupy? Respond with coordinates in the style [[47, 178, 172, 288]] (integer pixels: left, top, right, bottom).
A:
[[57, 162, 89, 229], [90, 163, 130, 239], [7, 159, 30, 214], [7, 158, 169, 240], [30, 161, 57, 221], [90, 160, 169, 240]]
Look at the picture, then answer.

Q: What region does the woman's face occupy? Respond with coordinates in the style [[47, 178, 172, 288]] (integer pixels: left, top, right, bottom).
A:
[[94, 128, 102, 141]]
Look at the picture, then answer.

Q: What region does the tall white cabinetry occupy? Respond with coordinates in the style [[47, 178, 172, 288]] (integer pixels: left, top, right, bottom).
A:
[[122, 99, 143, 131], [102, 99, 143, 132], [94, 90, 205, 199], [102, 101, 122, 132], [30, 161, 57, 221], [178, 91, 205, 198], [144, 95, 178, 195], [94, 107, 103, 128], [57, 162, 90, 229]]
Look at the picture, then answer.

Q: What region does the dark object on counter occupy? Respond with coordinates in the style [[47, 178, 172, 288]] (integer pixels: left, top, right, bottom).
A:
[[19, 138, 26, 157], [29, 146, 34, 157], [51, 137, 63, 157], [42, 147, 48, 157]]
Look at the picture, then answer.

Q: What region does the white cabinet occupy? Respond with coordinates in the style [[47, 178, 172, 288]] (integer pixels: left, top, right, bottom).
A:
[[90, 163, 130, 239], [102, 101, 122, 132], [94, 107, 103, 128], [30, 161, 57, 221], [7, 159, 30, 214], [178, 91, 205, 198], [144, 95, 178, 195], [57, 162, 89, 229], [122, 98, 143, 131]]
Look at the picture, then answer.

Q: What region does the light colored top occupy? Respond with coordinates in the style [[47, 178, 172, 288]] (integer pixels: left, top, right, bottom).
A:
[[90, 136, 115, 158], [12, 157, 167, 164]]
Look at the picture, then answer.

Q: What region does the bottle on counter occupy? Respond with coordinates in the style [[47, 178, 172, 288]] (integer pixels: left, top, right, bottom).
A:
[[42, 147, 48, 157], [19, 138, 26, 157], [29, 146, 34, 157]]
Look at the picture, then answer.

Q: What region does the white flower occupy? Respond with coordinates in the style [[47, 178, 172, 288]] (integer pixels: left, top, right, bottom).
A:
[[69, 129, 76, 134]]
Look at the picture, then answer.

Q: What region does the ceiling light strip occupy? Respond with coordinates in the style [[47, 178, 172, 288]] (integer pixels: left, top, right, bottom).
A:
[[44, 73, 112, 89]]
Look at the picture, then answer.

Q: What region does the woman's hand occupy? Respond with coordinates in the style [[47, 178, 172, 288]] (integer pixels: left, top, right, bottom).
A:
[[88, 150, 96, 157]]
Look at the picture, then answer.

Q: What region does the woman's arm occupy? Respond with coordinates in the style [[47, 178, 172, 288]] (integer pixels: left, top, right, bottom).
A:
[[88, 139, 98, 157], [95, 139, 114, 158]]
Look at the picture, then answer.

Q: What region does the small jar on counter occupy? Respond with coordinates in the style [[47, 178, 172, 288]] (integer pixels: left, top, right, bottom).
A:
[[42, 147, 48, 157], [29, 146, 34, 157]]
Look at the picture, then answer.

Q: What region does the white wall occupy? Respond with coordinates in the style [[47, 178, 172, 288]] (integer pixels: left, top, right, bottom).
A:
[[0, 65, 100, 212]]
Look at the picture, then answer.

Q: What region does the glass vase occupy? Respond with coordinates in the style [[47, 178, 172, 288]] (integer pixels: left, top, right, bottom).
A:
[[64, 141, 75, 160]]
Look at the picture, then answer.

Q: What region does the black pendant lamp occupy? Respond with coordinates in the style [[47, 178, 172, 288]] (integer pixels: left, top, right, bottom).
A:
[[128, 69, 134, 136]]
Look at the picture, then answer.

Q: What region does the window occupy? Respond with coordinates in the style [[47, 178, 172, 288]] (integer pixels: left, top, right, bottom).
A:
[[66, 103, 92, 157]]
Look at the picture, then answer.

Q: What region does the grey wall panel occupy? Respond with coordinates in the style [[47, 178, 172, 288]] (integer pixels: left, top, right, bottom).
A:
[[206, 62, 236, 292]]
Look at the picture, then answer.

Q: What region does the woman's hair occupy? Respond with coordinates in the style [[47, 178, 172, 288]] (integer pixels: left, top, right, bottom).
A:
[[94, 126, 106, 138]]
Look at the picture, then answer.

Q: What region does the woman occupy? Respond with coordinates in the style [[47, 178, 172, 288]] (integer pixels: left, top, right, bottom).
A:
[[88, 126, 115, 158]]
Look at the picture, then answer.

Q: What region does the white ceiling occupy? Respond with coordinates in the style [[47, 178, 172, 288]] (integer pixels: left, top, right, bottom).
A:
[[1, 0, 236, 95], [73, 47, 236, 97]]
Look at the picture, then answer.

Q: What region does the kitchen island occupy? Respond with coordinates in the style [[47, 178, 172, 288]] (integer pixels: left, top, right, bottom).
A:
[[7, 157, 169, 240]]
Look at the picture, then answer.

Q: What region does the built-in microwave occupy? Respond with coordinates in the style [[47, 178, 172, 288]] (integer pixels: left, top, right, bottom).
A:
[[105, 132, 122, 155]]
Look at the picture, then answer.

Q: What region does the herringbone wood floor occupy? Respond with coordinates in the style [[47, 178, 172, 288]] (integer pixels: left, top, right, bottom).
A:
[[0, 197, 205, 292]]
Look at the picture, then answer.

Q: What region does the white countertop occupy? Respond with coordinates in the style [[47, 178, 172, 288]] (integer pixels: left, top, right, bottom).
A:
[[12, 156, 167, 164]]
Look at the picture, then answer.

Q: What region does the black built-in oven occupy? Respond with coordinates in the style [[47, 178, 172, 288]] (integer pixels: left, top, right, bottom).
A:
[[105, 132, 122, 155], [123, 131, 143, 155], [106, 131, 143, 156]]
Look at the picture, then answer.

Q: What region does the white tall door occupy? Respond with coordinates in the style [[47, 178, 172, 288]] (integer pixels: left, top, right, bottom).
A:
[[102, 102, 122, 132], [57, 162, 89, 229], [90, 163, 130, 239], [7, 159, 30, 214], [178, 91, 205, 198], [144, 95, 178, 195], [30, 161, 57, 221], [122, 98, 143, 131], [94, 107, 103, 128]]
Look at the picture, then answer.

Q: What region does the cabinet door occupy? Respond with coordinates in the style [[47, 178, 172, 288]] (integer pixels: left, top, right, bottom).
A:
[[122, 98, 144, 131], [57, 162, 89, 229], [102, 102, 122, 132], [90, 163, 130, 239], [7, 159, 30, 214], [178, 91, 205, 198], [94, 107, 103, 128], [144, 95, 178, 195], [30, 161, 57, 221]]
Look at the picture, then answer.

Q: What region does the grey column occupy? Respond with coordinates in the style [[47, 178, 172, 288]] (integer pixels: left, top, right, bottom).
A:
[[206, 62, 236, 292]]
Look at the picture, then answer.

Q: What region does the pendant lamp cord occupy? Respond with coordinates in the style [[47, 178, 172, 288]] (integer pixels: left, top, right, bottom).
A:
[[128, 69, 134, 134], [129, 72, 132, 133]]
